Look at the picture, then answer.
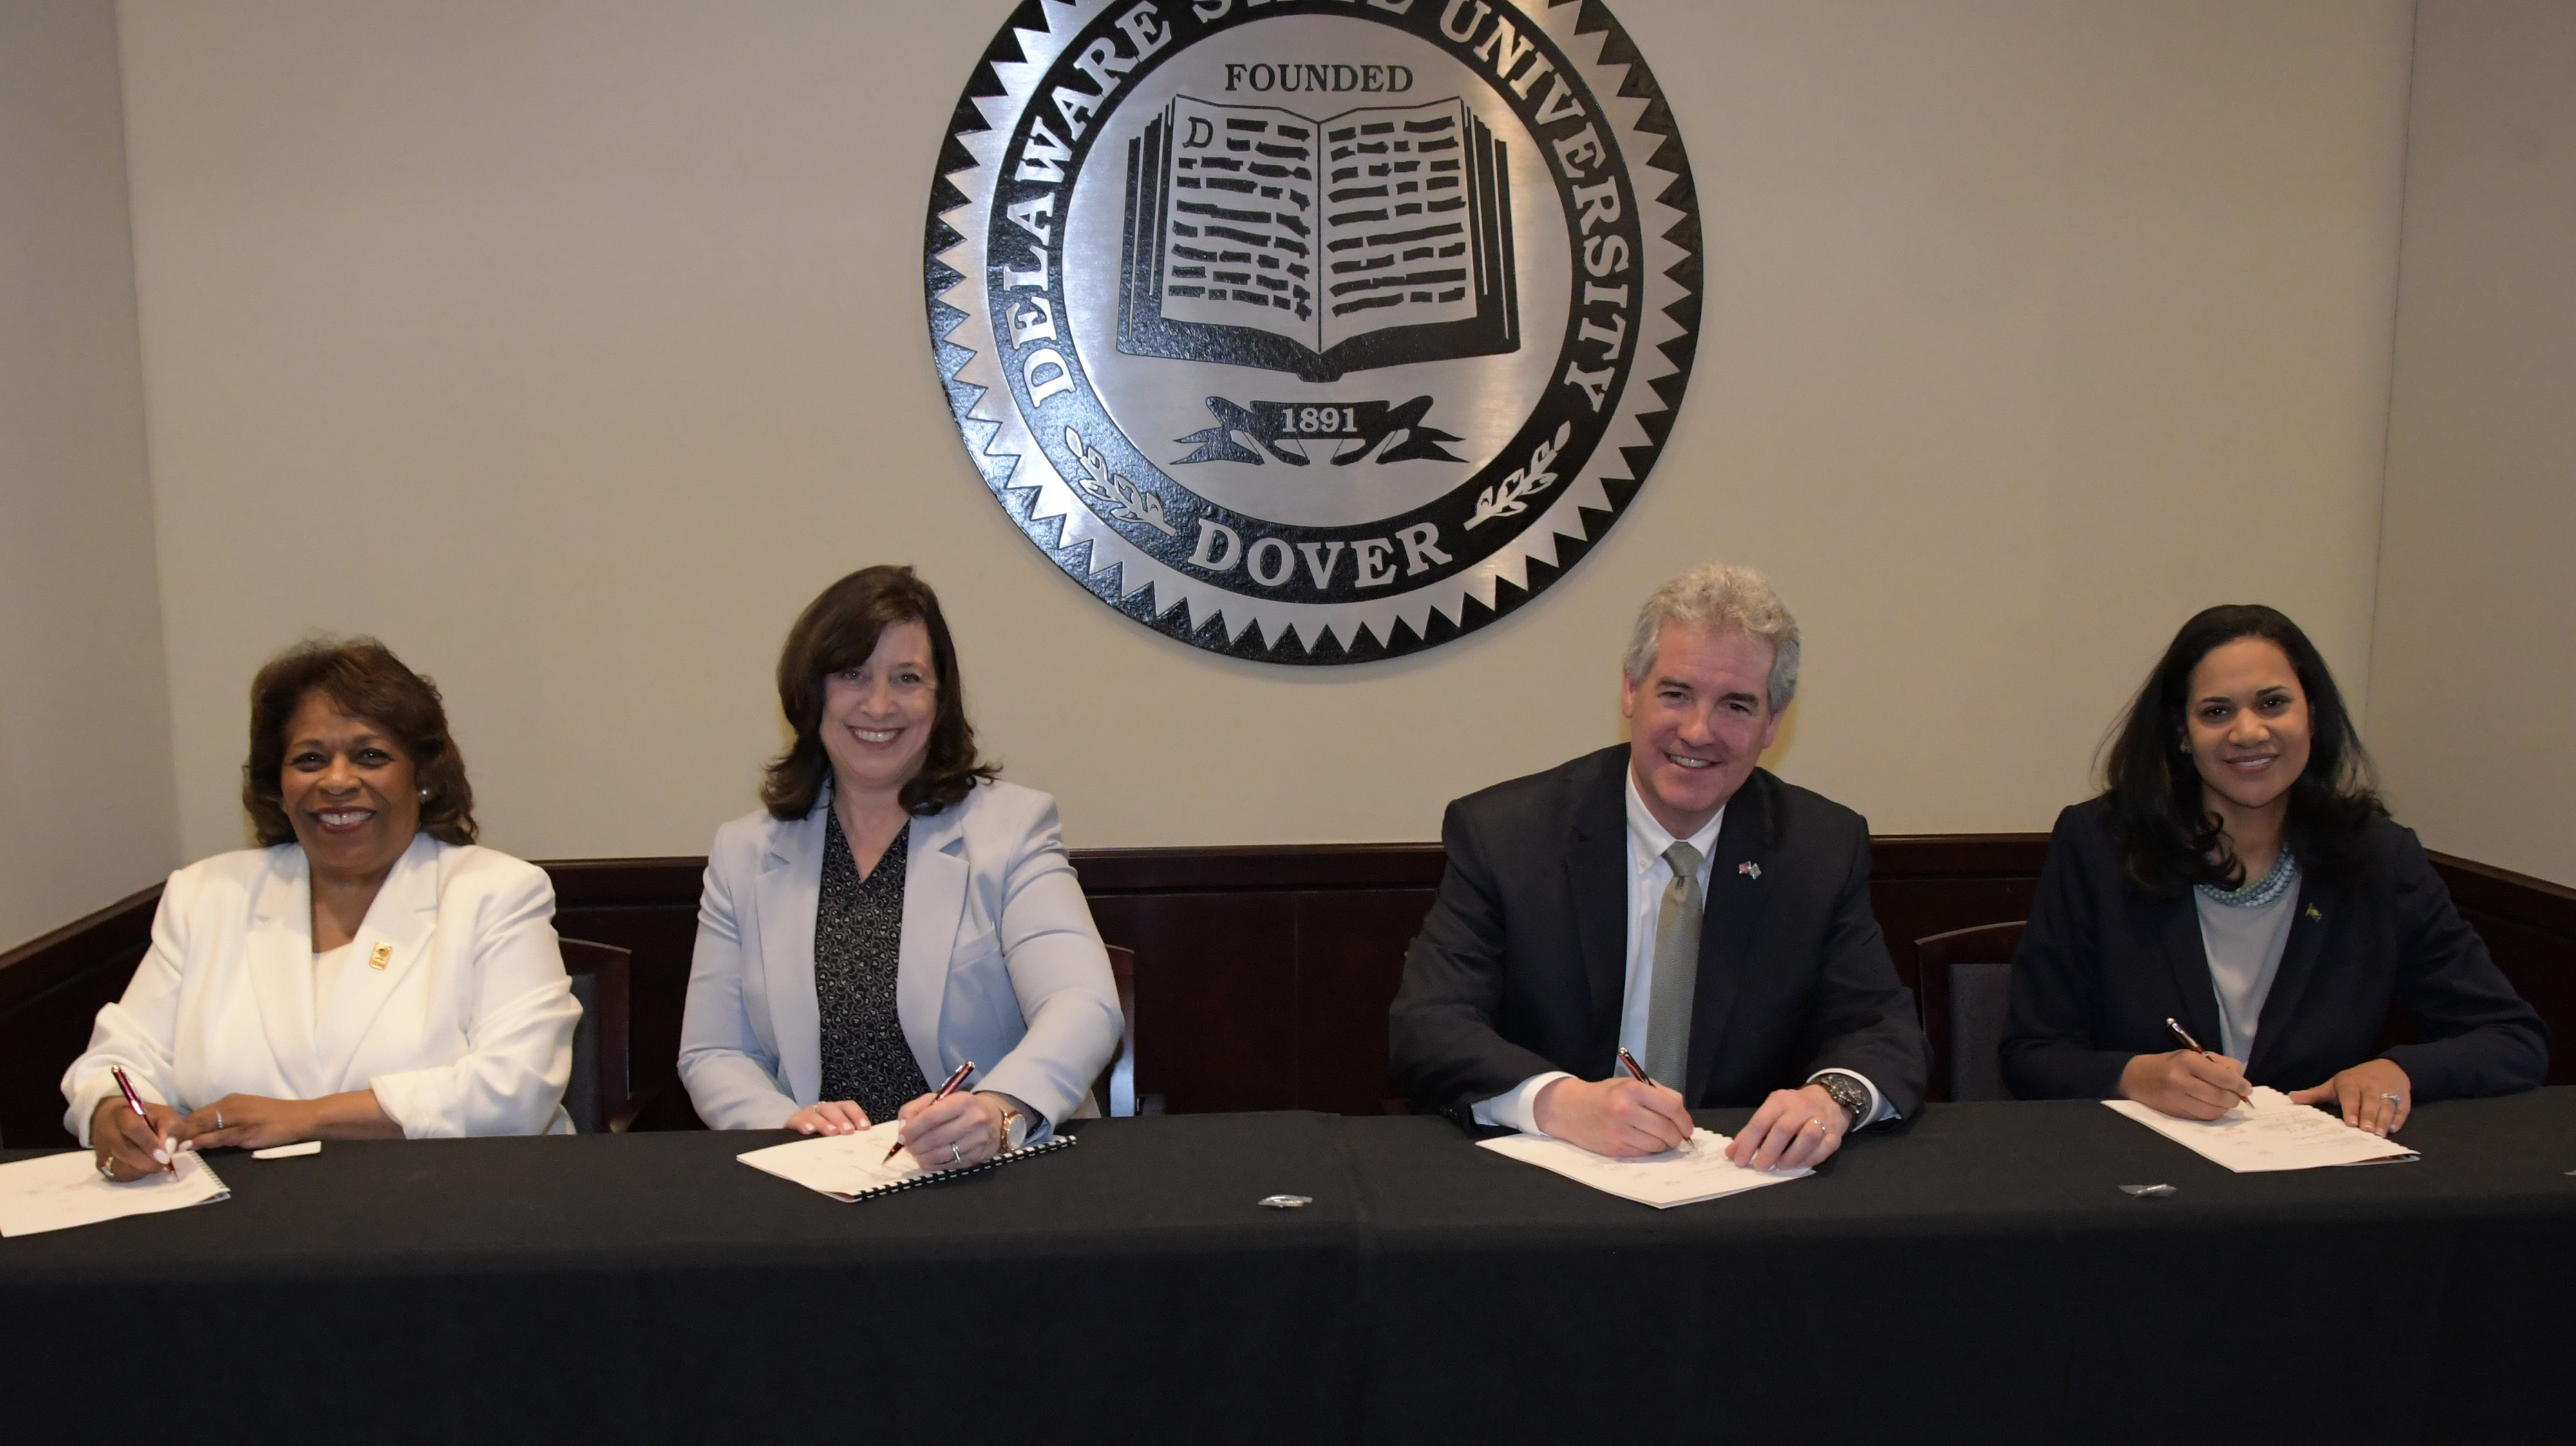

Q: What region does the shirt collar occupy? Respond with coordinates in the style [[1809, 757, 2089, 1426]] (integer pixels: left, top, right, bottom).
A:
[[1624, 763, 1725, 875]]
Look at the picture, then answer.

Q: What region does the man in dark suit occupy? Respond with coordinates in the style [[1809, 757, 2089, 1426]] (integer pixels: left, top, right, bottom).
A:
[[1390, 564, 1928, 1168]]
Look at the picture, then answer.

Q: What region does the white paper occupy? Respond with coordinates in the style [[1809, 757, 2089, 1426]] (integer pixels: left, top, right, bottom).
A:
[[737, 1121, 940, 1201], [251, 1141, 322, 1160], [1478, 1127, 1812, 1208], [2105, 1086, 2419, 1172], [0, 1150, 231, 1237]]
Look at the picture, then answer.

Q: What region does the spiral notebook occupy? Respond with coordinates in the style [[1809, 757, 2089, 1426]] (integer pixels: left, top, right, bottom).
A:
[[737, 1120, 1074, 1203]]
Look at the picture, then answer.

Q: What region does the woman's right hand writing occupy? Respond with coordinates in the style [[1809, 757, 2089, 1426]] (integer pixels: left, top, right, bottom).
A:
[[2119, 1049, 2253, 1120], [91, 1096, 187, 1181], [784, 1100, 871, 1135]]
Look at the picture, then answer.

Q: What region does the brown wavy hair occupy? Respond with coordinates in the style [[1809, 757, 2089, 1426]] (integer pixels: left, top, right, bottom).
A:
[[243, 637, 477, 847], [761, 566, 996, 820]]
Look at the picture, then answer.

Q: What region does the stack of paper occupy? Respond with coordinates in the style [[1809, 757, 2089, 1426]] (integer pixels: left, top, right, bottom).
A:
[[0, 1150, 231, 1237], [2105, 1086, 2418, 1172], [1479, 1127, 1811, 1208]]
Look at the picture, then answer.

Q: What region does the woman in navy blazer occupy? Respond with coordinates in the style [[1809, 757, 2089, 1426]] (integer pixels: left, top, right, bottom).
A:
[[2002, 605, 2545, 1134], [679, 567, 1121, 1168]]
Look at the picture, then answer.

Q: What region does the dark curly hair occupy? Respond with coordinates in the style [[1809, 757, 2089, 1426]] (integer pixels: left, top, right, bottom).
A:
[[243, 638, 477, 847], [2101, 603, 2383, 895], [761, 565, 996, 821]]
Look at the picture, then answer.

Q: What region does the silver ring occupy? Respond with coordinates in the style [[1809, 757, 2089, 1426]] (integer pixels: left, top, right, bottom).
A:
[[949, 1143, 963, 1165], [214, 1109, 225, 1130], [98, 1155, 116, 1179], [2380, 1092, 2402, 1103]]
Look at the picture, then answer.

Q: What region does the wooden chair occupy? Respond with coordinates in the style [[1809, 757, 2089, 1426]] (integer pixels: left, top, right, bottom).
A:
[[1914, 921, 2026, 1103], [1093, 944, 1157, 1116], [559, 937, 650, 1133]]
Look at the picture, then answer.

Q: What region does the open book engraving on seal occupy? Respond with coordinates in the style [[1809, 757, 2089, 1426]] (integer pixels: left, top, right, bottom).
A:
[[927, 0, 1703, 663]]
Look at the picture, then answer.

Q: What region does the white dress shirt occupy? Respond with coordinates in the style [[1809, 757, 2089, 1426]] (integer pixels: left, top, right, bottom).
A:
[[1471, 767, 1894, 1134]]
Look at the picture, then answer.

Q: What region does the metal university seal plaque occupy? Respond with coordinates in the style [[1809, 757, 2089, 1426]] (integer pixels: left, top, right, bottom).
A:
[[928, 0, 1700, 663]]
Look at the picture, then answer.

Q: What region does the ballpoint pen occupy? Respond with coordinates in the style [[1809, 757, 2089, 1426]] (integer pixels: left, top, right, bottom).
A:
[[109, 1065, 175, 1176], [886, 1060, 978, 1164], [2165, 1017, 2251, 1102], [1616, 1046, 1659, 1089]]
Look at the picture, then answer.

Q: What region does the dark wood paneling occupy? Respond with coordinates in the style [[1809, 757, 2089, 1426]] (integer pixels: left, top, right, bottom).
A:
[[0, 884, 161, 1149], [1294, 888, 1440, 1113], [8, 839, 2570, 1142], [1090, 892, 1298, 1114]]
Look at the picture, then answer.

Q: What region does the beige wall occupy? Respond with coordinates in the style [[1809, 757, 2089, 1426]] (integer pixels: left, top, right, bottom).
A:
[[103, 0, 2415, 869], [2368, 1, 2576, 887], [0, 0, 180, 947]]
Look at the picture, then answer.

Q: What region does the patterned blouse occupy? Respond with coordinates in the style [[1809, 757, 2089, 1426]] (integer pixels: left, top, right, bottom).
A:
[[814, 810, 931, 1122]]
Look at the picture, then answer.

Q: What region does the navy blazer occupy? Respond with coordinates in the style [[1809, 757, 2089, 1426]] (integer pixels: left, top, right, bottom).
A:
[[1388, 747, 1929, 1123], [2000, 797, 2548, 1102]]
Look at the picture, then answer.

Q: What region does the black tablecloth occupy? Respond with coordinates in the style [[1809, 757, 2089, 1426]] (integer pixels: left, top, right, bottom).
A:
[[5, 1096, 2573, 1444]]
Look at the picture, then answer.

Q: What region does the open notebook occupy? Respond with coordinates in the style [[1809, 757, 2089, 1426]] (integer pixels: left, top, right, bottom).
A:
[[2105, 1086, 2419, 1172], [737, 1120, 1073, 1203]]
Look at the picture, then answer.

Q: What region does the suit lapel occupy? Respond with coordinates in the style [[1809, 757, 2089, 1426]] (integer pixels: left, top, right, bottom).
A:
[[245, 847, 324, 1099], [1687, 773, 1773, 1103], [315, 833, 442, 1091], [1564, 756, 1628, 1048], [897, 799, 971, 1089], [2158, 896, 2226, 1055], [757, 800, 828, 1105], [2245, 880, 2329, 1079]]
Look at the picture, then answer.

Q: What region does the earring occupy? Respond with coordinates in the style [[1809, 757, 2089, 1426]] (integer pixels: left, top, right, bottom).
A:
[[418, 786, 431, 801]]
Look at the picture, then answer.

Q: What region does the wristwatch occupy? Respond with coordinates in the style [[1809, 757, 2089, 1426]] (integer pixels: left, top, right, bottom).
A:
[[1812, 1071, 1870, 1127], [985, 1094, 1027, 1152]]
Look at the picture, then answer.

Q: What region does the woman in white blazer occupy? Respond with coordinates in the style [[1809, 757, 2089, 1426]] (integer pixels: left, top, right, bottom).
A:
[[65, 640, 580, 1179], [680, 566, 1121, 1169]]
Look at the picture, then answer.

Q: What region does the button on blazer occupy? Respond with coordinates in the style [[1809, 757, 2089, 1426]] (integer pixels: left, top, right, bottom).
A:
[[62, 834, 582, 1141], [678, 779, 1122, 1132]]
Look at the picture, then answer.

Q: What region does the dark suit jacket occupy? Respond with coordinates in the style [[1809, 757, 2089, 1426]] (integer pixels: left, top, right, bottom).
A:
[[2000, 797, 2549, 1102], [1388, 747, 1929, 1123]]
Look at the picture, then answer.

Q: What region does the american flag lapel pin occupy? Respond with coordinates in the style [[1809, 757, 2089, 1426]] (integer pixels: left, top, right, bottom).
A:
[[1738, 861, 1761, 880]]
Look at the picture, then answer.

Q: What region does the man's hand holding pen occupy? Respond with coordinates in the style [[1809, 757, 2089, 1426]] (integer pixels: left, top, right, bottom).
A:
[[1530, 1047, 1693, 1158]]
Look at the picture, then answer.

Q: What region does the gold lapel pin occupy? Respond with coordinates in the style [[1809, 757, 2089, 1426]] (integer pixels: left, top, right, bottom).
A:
[[2305, 905, 2322, 922], [367, 942, 393, 970]]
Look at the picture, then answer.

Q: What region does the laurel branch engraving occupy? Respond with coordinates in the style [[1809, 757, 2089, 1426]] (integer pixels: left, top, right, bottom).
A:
[[1464, 420, 1573, 530], [1064, 426, 1179, 537]]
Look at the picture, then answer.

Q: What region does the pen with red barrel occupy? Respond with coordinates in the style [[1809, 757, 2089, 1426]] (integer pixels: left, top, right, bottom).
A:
[[1616, 1046, 1659, 1090], [2165, 1017, 2252, 1103], [109, 1065, 175, 1176], [885, 1060, 978, 1164]]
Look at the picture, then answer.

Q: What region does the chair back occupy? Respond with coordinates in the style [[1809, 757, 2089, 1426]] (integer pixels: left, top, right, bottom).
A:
[[1914, 921, 2025, 1103], [558, 938, 632, 1133], [1094, 944, 1147, 1116]]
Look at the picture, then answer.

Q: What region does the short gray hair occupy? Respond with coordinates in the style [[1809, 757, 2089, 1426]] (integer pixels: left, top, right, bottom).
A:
[[1621, 563, 1802, 712]]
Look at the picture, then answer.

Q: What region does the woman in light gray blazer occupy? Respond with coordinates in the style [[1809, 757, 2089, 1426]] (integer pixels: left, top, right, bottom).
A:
[[679, 566, 1121, 1169]]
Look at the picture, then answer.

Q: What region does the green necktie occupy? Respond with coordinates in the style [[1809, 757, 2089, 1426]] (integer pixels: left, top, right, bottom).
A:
[[1643, 841, 1704, 1087]]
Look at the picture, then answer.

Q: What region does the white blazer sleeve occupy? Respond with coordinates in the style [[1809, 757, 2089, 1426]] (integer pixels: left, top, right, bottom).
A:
[[677, 838, 801, 1129], [366, 863, 581, 1138], [974, 796, 1124, 1129], [61, 874, 196, 1145]]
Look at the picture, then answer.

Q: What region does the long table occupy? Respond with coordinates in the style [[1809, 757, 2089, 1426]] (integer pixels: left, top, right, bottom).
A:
[[5, 1094, 2573, 1443]]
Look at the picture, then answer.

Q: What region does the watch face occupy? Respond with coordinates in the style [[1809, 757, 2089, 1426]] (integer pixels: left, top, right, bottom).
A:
[[1820, 1076, 1866, 1121]]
